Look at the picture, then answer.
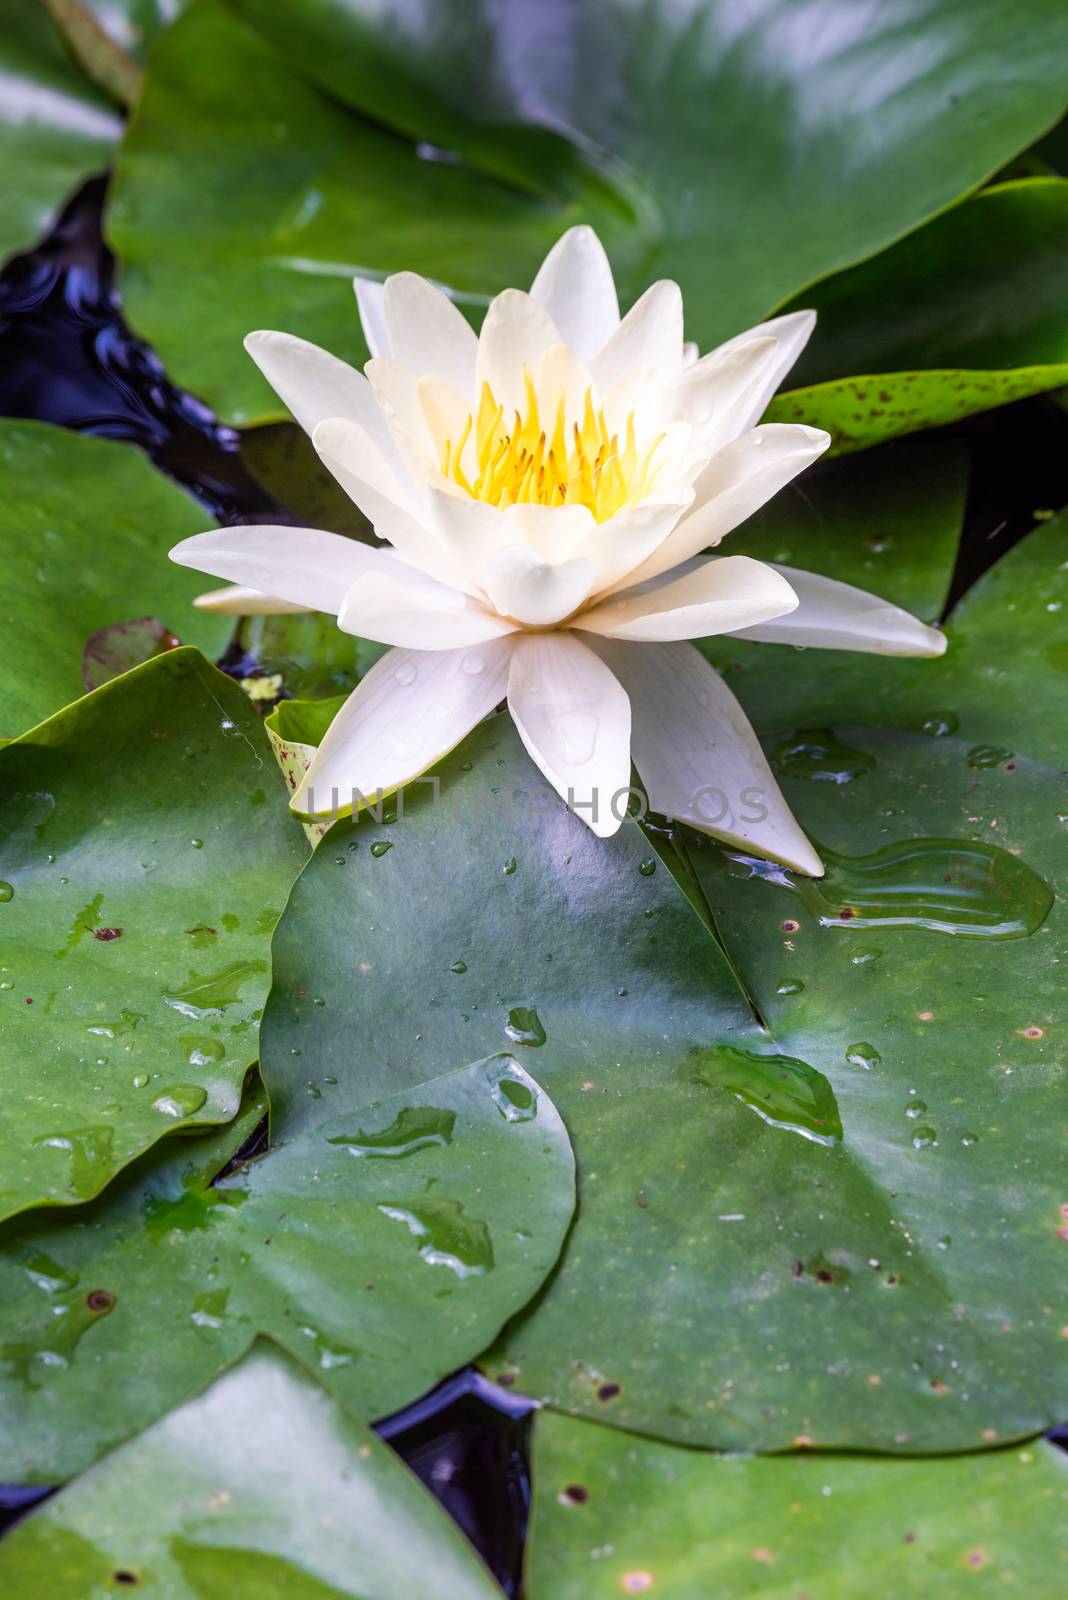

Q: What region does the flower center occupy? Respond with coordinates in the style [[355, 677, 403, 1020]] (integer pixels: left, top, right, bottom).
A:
[[440, 371, 664, 522]]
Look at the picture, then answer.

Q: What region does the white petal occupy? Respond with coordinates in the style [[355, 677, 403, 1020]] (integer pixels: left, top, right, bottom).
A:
[[475, 288, 561, 417], [732, 565, 947, 656], [681, 340, 700, 368], [354, 277, 390, 358], [429, 494, 600, 594], [292, 640, 513, 820], [498, 503, 598, 566], [383, 271, 478, 395], [577, 555, 798, 641], [482, 544, 596, 626], [668, 336, 780, 456], [592, 280, 683, 392], [711, 309, 817, 431], [244, 330, 380, 441], [338, 568, 518, 649], [574, 494, 693, 595], [194, 585, 311, 616], [313, 418, 463, 588], [364, 357, 438, 481], [529, 225, 620, 360], [591, 638, 824, 875], [170, 525, 394, 615], [613, 424, 830, 591], [506, 632, 631, 839]]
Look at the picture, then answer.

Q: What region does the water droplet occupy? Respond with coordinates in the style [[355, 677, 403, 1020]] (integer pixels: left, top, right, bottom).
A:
[[394, 663, 417, 687], [846, 1042, 881, 1070], [162, 960, 265, 1019], [960, 1131, 980, 1147], [920, 712, 958, 738], [776, 978, 805, 995], [449, 960, 468, 975], [967, 744, 1014, 769], [460, 652, 485, 676], [190, 838, 204, 849], [680, 1046, 842, 1145], [911, 1125, 938, 1149], [638, 856, 657, 877], [503, 857, 518, 875], [191, 1288, 230, 1330], [0, 882, 13, 902], [772, 730, 876, 784], [728, 838, 1052, 939], [377, 1198, 493, 1276], [553, 710, 598, 766], [131, 1073, 148, 1089], [181, 1035, 225, 1067], [31, 1127, 115, 1198], [504, 1005, 546, 1047], [0, 981, 13, 992], [850, 948, 882, 965], [492, 1069, 538, 1123], [370, 840, 393, 858], [152, 1085, 208, 1119], [298, 1325, 358, 1369], [905, 1098, 927, 1119], [328, 1105, 456, 1158]]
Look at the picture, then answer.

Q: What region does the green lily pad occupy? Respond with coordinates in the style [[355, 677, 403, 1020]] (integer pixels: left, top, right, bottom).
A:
[[769, 179, 1068, 450], [258, 714, 1066, 1451], [0, 421, 231, 738], [0, 1051, 574, 1481], [0, 647, 306, 1222], [704, 511, 1068, 769], [0, 1342, 502, 1598], [528, 1412, 1068, 1598], [0, 1, 120, 263], [110, 0, 1068, 423]]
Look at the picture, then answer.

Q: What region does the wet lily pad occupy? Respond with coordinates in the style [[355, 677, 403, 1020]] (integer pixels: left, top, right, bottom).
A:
[[110, 0, 1068, 422], [528, 1412, 1068, 1598], [0, 421, 230, 737], [0, 647, 306, 1222], [0, 1053, 574, 1482], [257, 714, 1066, 1452], [0, 1342, 502, 1598]]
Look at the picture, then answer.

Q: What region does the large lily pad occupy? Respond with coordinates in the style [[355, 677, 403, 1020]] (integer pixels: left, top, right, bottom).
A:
[[704, 510, 1068, 769], [0, 421, 230, 737], [0, 1342, 502, 1598], [769, 178, 1068, 450], [528, 1412, 1068, 1598], [0, 1, 120, 264], [110, 0, 1068, 423], [0, 647, 306, 1222], [0, 1052, 574, 1481], [259, 714, 1066, 1452]]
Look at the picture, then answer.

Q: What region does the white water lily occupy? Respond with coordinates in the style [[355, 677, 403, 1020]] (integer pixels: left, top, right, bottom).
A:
[[172, 227, 945, 876]]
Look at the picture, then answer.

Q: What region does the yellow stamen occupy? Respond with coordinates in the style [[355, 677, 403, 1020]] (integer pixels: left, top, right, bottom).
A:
[[439, 367, 663, 521]]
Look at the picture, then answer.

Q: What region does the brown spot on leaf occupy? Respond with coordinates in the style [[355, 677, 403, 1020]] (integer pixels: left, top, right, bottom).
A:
[[597, 1382, 622, 1403], [92, 927, 123, 942], [561, 1484, 588, 1505], [86, 1288, 115, 1313]]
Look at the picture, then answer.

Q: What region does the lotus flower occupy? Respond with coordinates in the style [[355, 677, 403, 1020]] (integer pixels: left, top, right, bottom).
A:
[[172, 228, 945, 875]]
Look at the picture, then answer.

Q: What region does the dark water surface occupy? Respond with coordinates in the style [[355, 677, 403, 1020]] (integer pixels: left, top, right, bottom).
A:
[[2, 175, 1067, 1593]]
